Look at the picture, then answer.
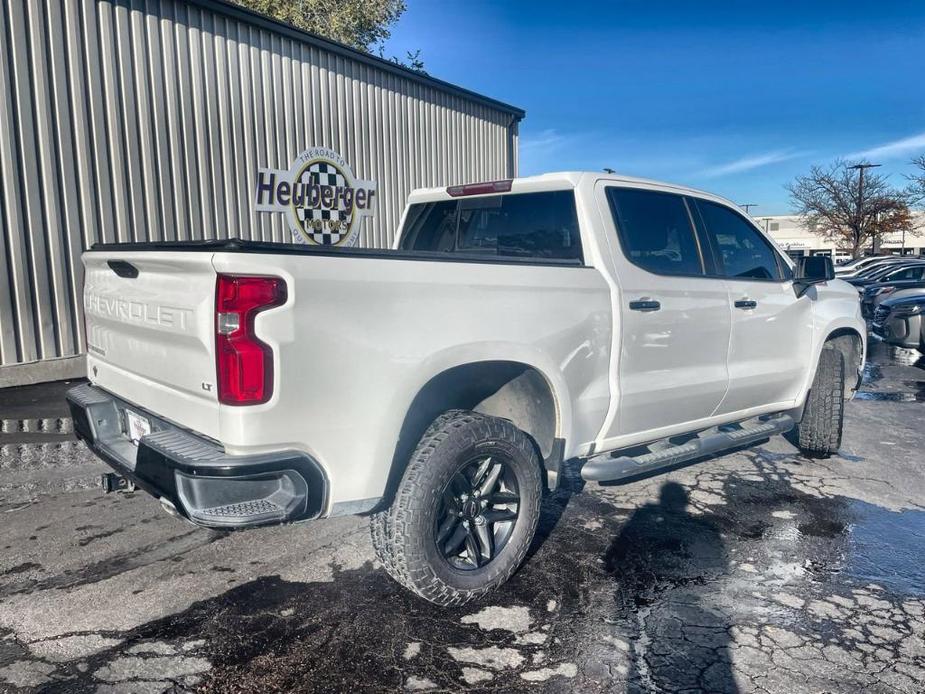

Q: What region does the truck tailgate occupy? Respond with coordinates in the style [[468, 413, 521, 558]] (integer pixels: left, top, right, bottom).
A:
[[82, 251, 220, 438]]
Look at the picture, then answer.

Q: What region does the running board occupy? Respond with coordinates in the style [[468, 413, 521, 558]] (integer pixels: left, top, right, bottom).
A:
[[581, 414, 794, 483]]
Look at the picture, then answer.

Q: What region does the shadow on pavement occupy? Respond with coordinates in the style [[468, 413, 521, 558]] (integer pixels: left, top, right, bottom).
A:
[[605, 481, 737, 692], [4, 446, 925, 692]]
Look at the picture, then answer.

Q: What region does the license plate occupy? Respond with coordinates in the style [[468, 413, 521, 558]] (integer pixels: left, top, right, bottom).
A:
[[125, 410, 151, 445]]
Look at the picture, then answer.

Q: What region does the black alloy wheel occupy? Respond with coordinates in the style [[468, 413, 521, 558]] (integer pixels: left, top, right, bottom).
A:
[[434, 455, 520, 570], [370, 410, 542, 605]]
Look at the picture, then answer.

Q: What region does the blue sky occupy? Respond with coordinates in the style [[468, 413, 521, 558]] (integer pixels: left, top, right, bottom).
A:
[[384, 1, 925, 214]]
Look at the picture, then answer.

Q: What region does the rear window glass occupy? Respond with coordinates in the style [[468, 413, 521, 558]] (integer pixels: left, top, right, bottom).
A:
[[606, 187, 704, 276], [399, 191, 582, 261]]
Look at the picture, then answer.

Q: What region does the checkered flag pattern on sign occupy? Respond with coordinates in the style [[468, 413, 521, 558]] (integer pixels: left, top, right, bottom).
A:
[[294, 162, 352, 245]]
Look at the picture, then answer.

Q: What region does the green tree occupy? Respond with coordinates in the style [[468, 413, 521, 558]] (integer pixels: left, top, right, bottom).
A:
[[233, 0, 407, 52], [787, 160, 916, 258]]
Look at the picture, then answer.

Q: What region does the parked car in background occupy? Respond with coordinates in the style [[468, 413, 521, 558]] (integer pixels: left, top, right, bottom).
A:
[[845, 261, 925, 290], [873, 288, 925, 350], [835, 255, 895, 275], [861, 278, 925, 318], [838, 256, 914, 280], [833, 252, 852, 265]]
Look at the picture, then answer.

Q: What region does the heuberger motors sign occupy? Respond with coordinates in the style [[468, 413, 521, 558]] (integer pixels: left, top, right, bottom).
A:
[[254, 147, 377, 247]]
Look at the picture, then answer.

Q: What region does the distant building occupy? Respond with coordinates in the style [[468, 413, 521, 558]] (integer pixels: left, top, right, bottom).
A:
[[757, 212, 925, 261]]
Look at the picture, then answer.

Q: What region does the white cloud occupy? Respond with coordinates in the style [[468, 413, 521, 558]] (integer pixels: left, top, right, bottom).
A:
[[518, 129, 584, 175], [520, 129, 569, 152], [698, 150, 806, 178], [847, 131, 925, 161]]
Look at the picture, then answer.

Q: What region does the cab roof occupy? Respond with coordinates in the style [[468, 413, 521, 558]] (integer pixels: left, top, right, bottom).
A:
[[406, 171, 737, 210]]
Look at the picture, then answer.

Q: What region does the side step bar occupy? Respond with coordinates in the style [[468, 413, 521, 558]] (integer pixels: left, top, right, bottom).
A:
[[581, 414, 794, 483]]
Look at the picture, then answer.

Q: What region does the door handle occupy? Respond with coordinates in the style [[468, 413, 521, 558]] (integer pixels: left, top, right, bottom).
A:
[[629, 299, 661, 312], [107, 260, 139, 278], [734, 299, 757, 309]]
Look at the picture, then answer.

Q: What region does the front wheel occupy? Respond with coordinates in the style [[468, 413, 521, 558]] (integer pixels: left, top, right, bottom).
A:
[[795, 347, 845, 458], [370, 410, 542, 606]]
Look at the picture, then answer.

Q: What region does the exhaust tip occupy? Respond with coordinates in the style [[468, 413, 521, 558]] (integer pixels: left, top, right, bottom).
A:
[[160, 497, 181, 518]]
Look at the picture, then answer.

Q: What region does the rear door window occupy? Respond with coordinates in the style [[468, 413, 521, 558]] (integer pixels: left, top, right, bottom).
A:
[[399, 191, 582, 261], [605, 187, 704, 276], [695, 200, 786, 281], [885, 266, 925, 281]]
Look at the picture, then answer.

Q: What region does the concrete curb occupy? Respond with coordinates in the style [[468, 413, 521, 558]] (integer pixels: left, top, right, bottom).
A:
[[1, 417, 73, 434]]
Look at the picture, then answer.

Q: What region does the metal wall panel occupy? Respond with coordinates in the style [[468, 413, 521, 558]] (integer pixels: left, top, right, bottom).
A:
[[0, 0, 522, 375]]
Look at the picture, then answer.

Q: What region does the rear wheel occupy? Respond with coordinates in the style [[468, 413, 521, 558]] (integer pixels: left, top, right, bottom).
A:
[[370, 410, 542, 606], [796, 347, 845, 458]]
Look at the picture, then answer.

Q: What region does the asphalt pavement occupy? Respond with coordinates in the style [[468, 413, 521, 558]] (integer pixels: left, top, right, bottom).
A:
[[1, 342, 923, 693]]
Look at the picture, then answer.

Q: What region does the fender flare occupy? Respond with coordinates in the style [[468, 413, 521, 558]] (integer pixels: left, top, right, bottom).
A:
[[798, 320, 866, 409], [389, 341, 573, 442], [375, 343, 574, 500]]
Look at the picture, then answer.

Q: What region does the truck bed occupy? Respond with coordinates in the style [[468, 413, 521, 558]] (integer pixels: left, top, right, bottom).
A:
[[80, 237, 611, 508], [90, 238, 584, 267]]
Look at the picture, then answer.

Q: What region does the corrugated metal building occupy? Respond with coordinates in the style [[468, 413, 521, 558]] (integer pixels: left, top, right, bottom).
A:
[[0, 0, 524, 386]]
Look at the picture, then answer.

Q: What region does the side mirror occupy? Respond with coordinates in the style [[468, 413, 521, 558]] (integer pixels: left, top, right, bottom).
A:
[[797, 256, 835, 281], [794, 256, 835, 297]]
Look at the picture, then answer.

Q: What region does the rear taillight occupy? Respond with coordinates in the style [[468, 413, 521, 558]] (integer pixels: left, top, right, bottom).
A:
[[446, 179, 512, 197], [215, 274, 287, 405]]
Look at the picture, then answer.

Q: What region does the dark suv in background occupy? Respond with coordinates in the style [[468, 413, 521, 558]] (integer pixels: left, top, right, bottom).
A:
[[873, 288, 925, 350]]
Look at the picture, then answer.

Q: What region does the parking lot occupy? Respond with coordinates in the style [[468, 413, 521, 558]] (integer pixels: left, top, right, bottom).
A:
[[1, 341, 923, 693]]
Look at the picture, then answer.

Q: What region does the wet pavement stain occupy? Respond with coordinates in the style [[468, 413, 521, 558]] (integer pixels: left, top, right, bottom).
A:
[[15, 453, 925, 693], [857, 343, 925, 400], [0, 531, 224, 599], [3, 344, 925, 692], [797, 517, 846, 538], [843, 501, 925, 596], [862, 360, 884, 385], [867, 341, 925, 370], [854, 390, 925, 402], [0, 563, 40, 577], [76, 528, 124, 547]]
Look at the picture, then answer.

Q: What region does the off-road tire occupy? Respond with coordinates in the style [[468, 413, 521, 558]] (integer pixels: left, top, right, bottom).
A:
[[370, 410, 542, 606], [796, 347, 845, 457]]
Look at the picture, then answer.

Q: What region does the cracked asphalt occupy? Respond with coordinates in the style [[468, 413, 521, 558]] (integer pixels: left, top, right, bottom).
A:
[[1, 341, 924, 693]]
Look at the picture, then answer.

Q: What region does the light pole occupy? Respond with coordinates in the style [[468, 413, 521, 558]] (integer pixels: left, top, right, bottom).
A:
[[848, 162, 881, 256], [740, 203, 758, 214]]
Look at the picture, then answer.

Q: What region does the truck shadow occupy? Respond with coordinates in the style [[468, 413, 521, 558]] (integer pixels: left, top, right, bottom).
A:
[[525, 458, 586, 561], [604, 481, 736, 692]]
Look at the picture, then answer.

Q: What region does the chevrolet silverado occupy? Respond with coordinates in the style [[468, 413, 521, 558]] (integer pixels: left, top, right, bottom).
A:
[[67, 172, 866, 605]]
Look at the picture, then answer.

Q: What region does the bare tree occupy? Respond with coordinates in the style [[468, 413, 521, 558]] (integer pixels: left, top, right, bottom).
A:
[[787, 161, 916, 258], [908, 154, 925, 205]]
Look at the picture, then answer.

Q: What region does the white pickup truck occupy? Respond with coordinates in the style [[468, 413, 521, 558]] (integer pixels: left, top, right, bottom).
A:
[[67, 172, 865, 605]]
